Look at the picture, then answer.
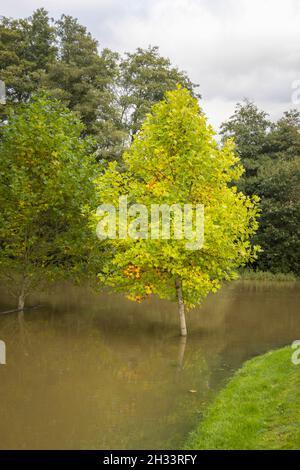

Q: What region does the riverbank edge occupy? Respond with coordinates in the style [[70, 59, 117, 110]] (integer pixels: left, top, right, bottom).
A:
[[184, 346, 300, 450], [238, 269, 298, 281]]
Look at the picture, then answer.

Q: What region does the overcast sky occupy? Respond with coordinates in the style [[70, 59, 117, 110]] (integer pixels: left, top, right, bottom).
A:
[[2, 0, 300, 129]]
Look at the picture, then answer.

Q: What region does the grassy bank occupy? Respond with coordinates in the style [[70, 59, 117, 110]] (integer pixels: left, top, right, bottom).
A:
[[185, 347, 300, 450], [239, 269, 297, 281]]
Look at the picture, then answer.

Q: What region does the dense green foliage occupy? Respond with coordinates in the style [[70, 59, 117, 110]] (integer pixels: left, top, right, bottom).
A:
[[221, 101, 300, 275], [0, 9, 199, 162], [0, 9, 122, 161], [220, 99, 271, 183], [119, 46, 199, 139], [185, 347, 300, 450]]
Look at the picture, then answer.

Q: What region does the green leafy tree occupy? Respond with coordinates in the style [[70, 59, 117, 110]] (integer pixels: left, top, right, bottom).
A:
[[1, 13, 200, 163], [119, 46, 200, 140], [94, 88, 260, 336], [254, 157, 300, 274], [256, 110, 300, 274], [0, 10, 124, 161], [220, 99, 271, 193], [45, 15, 119, 134], [266, 109, 300, 160], [0, 95, 97, 310], [221, 102, 300, 274], [0, 8, 56, 105], [21, 8, 57, 70]]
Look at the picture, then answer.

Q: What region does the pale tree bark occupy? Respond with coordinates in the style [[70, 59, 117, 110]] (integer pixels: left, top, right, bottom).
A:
[[175, 277, 187, 336], [18, 292, 25, 311], [177, 336, 187, 371], [17, 277, 26, 312]]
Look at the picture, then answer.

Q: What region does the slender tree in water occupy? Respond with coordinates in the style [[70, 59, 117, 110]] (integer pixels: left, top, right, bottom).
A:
[[0, 95, 97, 311], [95, 87, 260, 336]]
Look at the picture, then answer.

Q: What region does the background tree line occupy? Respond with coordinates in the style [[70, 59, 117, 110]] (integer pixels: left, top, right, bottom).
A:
[[0, 7, 299, 312], [220, 100, 300, 275], [0, 8, 198, 162]]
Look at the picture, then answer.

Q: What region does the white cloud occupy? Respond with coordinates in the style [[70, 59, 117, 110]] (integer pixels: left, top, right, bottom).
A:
[[2, 0, 300, 130]]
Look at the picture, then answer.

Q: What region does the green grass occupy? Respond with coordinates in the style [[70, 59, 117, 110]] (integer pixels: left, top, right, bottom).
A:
[[184, 347, 300, 450], [239, 269, 297, 282]]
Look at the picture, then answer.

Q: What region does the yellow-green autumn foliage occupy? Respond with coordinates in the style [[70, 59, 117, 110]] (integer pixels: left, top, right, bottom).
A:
[[95, 87, 260, 307]]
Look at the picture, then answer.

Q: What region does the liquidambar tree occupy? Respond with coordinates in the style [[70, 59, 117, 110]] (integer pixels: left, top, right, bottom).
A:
[[95, 87, 260, 336], [0, 95, 96, 311]]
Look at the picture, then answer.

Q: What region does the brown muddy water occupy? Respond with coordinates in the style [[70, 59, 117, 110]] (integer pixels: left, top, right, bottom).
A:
[[0, 281, 299, 449]]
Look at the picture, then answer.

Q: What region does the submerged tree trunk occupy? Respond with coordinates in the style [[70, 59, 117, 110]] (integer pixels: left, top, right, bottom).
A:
[[177, 336, 187, 371], [18, 281, 26, 312], [175, 277, 187, 336], [18, 294, 25, 311]]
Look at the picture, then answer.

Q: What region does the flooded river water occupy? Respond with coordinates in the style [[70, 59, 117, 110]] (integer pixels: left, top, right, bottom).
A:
[[0, 281, 299, 449]]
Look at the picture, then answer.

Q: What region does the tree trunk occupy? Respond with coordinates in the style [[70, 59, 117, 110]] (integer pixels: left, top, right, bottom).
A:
[[18, 294, 25, 311], [177, 336, 187, 371], [18, 283, 26, 311], [175, 277, 187, 336]]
